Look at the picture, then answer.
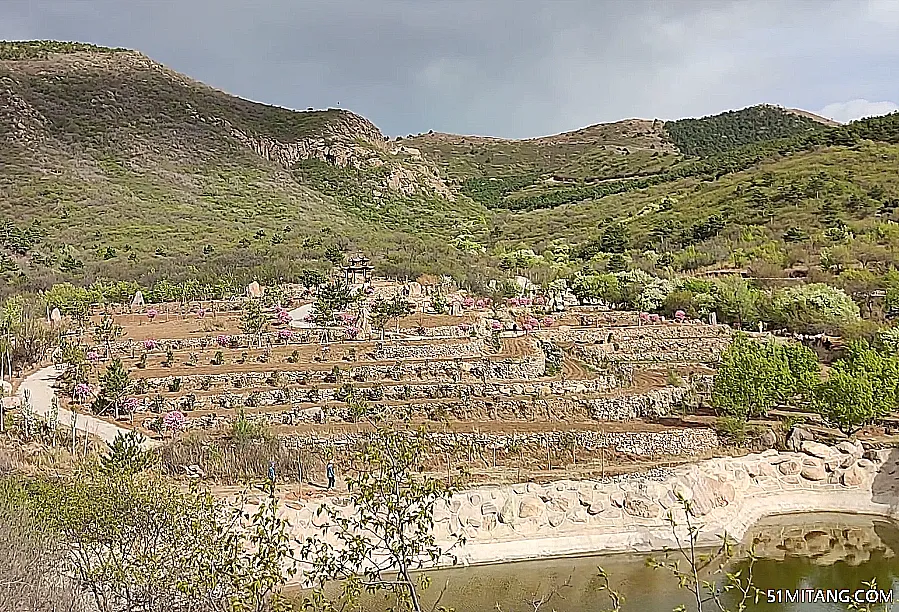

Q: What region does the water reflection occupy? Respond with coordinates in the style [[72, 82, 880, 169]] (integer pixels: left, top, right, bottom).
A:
[[392, 513, 899, 612]]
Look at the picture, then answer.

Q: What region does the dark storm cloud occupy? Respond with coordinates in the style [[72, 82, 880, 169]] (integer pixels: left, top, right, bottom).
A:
[[2, 0, 897, 137]]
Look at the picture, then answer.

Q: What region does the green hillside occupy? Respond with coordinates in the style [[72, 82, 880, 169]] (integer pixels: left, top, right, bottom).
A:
[[0, 41, 489, 294], [663, 105, 829, 157], [3, 39, 899, 316]]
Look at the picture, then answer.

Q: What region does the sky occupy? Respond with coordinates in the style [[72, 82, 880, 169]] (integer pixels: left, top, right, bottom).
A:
[[2, 0, 898, 138]]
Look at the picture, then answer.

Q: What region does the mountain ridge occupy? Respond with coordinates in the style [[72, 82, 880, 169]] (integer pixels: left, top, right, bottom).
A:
[[2, 39, 899, 299]]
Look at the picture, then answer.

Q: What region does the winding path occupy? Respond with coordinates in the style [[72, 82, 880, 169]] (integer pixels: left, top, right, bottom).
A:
[[17, 365, 158, 448]]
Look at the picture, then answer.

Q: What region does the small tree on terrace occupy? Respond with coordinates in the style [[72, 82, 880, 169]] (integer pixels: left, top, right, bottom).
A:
[[300, 427, 464, 612], [92, 314, 123, 359], [712, 333, 819, 421], [96, 358, 131, 420], [311, 282, 354, 326], [370, 295, 413, 338], [242, 299, 268, 347]]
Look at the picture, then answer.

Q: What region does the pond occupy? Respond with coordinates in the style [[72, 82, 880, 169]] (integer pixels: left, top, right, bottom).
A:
[[356, 513, 899, 612]]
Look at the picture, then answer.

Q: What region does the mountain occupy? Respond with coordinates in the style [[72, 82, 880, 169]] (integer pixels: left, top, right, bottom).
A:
[[2, 40, 899, 297], [0, 41, 484, 293]]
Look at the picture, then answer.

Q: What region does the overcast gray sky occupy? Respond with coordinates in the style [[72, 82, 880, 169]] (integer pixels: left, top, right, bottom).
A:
[[2, 0, 898, 138]]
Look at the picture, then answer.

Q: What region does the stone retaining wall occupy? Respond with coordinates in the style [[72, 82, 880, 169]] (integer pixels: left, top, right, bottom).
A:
[[373, 338, 487, 360], [275, 427, 718, 457], [134, 349, 546, 393], [281, 442, 899, 577], [136, 375, 623, 411]]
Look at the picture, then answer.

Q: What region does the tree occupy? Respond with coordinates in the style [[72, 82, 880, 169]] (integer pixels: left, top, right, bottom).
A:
[[647, 495, 761, 612], [300, 427, 463, 612], [299, 269, 328, 289], [311, 282, 353, 326], [19, 472, 294, 612], [771, 283, 859, 333], [812, 341, 899, 434], [100, 431, 152, 477], [600, 223, 629, 254], [712, 334, 819, 420], [242, 299, 268, 347], [92, 314, 123, 359], [96, 359, 131, 420], [712, 276, 764, 327], [370, 295, 412, 337]]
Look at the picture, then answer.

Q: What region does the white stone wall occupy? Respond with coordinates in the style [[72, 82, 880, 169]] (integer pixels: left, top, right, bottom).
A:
[[282, 442, 899, 576]]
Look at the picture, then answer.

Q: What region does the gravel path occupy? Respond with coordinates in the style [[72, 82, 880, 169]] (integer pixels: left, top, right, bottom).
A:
[[17, 365, 159, 448]]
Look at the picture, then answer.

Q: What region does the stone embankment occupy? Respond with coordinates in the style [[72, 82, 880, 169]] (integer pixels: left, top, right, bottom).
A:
[[283, 441, 899, 574], [565, 324, 732, 365], [276, 427, 718, 459], [139, 382, 689, 429]]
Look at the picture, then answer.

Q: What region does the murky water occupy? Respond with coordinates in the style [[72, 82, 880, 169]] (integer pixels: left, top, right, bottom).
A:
[[355, 513, 899, 611]]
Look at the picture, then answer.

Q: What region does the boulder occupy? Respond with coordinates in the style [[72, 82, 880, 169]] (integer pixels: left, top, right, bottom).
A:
[[800, 457, 827, 481], [518, 495, 544, 519], [856, 458, 876, 470], [778, 458, 802, 476], [623, 493, 659, 519], [548, 512, 566, 527], [836, 441, 858, 455], [499, 498, 519, 524], [586, 499, 605, 516], [758, 429, 778, 449], [841, 465, 866, 487], [801, 441, 836, 460], [786, 427, 814, 452]]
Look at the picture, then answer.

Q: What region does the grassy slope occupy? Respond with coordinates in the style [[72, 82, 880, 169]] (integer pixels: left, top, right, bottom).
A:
[[494, 140, 899, 274], [2, 41, 898, 293], [0, 43, 489, 291], [408, 106, 833, 211]]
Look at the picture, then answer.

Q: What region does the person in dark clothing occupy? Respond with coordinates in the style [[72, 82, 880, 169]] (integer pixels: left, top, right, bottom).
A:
[[327, 461, 336, 489]]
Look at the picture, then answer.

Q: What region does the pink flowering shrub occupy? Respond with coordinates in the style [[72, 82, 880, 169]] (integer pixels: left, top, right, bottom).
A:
[[345, 326, 360, 339], [278, 328, 293, 340], [475, 299, 485, 309], [534, 296, 546, 305], [73, 383, 93, 402], [639, 312, 650, 322], [86, 350, 100, 363], [122, 397, 140, 413], [338, 312, 357, 325], [274, 308, 291, 325], [509, 298, 520, 307], [649, 313, 660, 323], [462, 297, 475, 308], [147, 308, 158, 321], [143, 339, 158, 350], [216, 335, 230, 347], [197, 308, 207, 319], [490, 320, 503, 331], [675, 310, 687, 322], [162, 410, 188, 433], [458, 323, 472, 332], [542, 316, 555, 327]]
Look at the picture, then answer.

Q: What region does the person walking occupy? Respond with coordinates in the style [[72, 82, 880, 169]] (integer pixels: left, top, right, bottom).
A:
[[326, 460, 335, 489], [267, 460, 276, 494]]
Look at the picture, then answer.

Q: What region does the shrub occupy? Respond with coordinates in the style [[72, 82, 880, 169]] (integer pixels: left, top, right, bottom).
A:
[[99, 431, 152, 477]]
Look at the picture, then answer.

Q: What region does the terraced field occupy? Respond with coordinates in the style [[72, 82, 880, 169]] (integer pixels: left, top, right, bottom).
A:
[[64, 283, 733, 485]]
